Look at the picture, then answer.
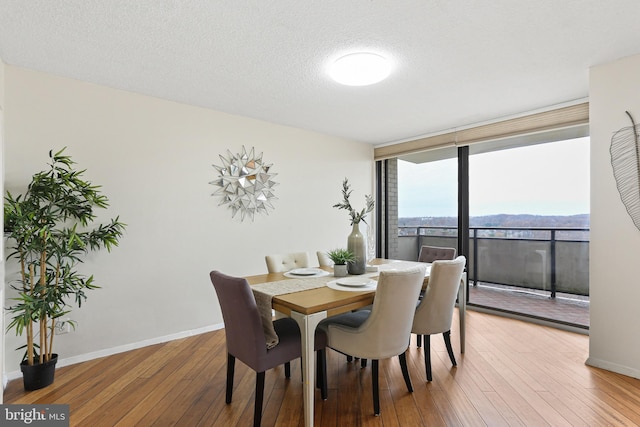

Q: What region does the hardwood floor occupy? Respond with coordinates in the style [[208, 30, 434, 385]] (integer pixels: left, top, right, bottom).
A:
[[5, 310, 640, 426]]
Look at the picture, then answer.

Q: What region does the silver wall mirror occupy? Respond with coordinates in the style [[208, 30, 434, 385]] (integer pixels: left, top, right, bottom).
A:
[[210, 146, 278, 221]]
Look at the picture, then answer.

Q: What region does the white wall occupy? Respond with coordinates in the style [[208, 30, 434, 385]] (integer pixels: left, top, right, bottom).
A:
[[588, 53, 640, 378], [2, 66, 374, 377], [0, 57, 5, 401]]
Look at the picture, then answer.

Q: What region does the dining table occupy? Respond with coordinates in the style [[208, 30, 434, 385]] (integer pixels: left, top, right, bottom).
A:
[[245, 258, 467, 427]]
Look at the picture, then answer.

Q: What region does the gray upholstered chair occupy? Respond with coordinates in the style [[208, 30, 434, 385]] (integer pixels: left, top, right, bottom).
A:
[[318, 266, 425, 416], [416, 245, 457, 348], [209, 270, 327, 427], [265, 252, 311, 273], [411, 256, 466, 382], [316, 251, 333, 267], [418, 245, 457, 263]]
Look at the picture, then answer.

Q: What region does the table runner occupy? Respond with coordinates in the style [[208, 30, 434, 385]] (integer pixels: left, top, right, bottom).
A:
[[252, 276, 336, 348], [252, 262, 426, 348]]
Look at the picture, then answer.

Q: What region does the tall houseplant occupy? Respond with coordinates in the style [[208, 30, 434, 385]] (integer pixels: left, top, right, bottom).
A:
[[333, 178, 374, 274], [4, 148, 125, 389]]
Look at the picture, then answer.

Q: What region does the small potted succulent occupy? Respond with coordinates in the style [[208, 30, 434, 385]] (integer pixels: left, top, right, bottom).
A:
[[326, 248, 355, 277]]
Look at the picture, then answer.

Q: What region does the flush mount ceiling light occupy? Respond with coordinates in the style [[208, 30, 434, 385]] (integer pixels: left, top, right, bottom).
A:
[[329, 52, 392, 86]]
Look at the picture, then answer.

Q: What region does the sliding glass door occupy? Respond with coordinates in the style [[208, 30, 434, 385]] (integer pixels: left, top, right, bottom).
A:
[[467, 136, 590, 327], [389, 130, 590, 328], [396, 147, 458, 261]]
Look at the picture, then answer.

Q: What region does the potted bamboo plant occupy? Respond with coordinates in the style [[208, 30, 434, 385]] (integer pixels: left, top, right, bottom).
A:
[[326, 248, 355, 277], [4, 148, 126, 390]]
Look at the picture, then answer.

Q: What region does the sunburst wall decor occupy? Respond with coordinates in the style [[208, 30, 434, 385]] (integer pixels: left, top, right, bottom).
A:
[[210, 146, 278, 221]]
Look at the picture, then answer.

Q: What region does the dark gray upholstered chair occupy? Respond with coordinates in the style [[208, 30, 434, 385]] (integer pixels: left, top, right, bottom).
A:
[[318, 266, 425, 416], [209, 271, 327, 427], [412, 256, 466, 381], [416, 245, 457, 348], [418, 245, 457, 263]]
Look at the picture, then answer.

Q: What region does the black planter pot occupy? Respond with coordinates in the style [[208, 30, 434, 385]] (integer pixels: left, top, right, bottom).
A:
[[20, 354, 58, 391]]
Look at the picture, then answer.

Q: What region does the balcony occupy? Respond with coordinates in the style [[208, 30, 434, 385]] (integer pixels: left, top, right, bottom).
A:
[[397, 226, 590, 329]]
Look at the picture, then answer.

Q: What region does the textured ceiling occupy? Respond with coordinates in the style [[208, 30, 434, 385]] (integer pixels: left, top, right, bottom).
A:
[[1, 1, 640, 145]]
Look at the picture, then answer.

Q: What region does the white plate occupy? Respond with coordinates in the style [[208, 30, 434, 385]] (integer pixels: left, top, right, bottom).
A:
[[336, 277, 375, 287], [289, 268, 323, 276]]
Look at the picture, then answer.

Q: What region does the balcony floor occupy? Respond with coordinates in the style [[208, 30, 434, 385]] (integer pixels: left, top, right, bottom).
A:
[[468, 281, 589, 328]]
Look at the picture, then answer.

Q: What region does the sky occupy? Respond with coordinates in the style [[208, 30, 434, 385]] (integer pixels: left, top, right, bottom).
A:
[[398, 137, 590, 218]]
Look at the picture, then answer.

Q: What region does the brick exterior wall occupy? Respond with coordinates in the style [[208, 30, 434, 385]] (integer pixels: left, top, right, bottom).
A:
[[378, 158, 399, 259], [387, 158, 399, 259]]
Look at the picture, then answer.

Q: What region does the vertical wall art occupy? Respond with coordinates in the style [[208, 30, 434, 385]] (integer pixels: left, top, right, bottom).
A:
[[610, 111, 640, 230], [210, 146, 278, 221]]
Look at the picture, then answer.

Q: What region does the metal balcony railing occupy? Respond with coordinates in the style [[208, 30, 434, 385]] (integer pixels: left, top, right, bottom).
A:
[[398, 225, 590, 298]]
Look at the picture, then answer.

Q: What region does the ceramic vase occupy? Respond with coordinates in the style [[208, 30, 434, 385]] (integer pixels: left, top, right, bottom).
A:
[[347, 222, 366, 275]]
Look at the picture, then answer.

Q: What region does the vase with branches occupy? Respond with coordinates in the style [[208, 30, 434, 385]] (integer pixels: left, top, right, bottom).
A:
[[4, 148, 126, 389], [333, 178, 374, 274], [333, 178, 375, 226]]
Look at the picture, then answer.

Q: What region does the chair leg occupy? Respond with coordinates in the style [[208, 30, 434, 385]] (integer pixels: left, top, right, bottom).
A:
[[443, 330, 457, 366], [226, 353, 235, 403], [398, 351, 413, 393], [424, 335, 432, 382], [254, 371, 265, 427], [317, 350, 328, 400], [417, 334, 422, 348], [372, 359, 380, 416], [347, 355, 353, 362], [361, 358, 367, 368], [285, 361, 291, 378], [315, 354, 320, 387]]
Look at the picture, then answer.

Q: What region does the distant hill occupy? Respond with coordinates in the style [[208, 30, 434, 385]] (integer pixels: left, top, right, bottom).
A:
[[399, 214, 590, 228]]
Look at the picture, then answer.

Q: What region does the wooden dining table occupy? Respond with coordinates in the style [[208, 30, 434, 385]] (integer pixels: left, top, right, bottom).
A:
[[246, 258, 467, 427]]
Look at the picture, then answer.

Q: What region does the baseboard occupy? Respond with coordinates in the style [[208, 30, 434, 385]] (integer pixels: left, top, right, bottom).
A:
[[3, 322, 225, 386], [585, 357, 640, 380]]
